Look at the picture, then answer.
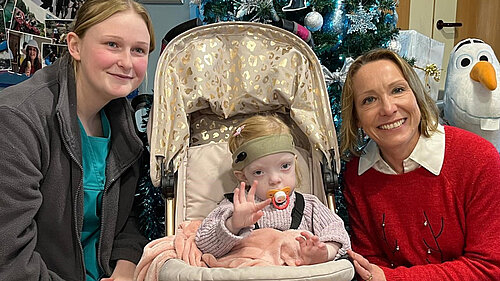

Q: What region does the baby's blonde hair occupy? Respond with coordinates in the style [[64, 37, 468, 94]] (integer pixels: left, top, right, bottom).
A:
[[229, 115, 301, 187], [228, 115, 291, 153]]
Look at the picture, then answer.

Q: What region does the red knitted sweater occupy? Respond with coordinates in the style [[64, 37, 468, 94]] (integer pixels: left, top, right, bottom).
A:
[[344, 126, 500, 280]]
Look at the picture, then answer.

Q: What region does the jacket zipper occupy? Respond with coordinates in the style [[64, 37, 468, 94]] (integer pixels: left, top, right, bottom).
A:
[[97, 177, 113, 276], [56, 111, 86, 280]]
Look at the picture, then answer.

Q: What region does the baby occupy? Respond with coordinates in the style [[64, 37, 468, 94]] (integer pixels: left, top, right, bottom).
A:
[[195, 115, 351, 265]]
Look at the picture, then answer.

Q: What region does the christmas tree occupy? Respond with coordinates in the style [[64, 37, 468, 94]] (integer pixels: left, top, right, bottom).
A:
[[191, 0, 400, 222], [135, 0, 400, 238], [132, 94, 166, 240]]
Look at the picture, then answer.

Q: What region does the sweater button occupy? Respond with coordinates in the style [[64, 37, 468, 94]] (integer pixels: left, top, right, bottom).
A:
[[427, 249, 431, 254]]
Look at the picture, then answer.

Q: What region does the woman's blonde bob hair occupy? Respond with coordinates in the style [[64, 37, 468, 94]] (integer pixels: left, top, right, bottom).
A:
[[340, 48, 439, 160]]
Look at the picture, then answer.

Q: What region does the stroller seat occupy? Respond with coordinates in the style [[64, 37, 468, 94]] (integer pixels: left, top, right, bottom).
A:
[[148, 21, 354, 281]]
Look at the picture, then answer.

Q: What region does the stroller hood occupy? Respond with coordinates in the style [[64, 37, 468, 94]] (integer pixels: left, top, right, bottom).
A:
[[149, 21, 339, 187]]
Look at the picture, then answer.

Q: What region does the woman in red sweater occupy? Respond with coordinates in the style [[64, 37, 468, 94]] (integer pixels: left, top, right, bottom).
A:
[[340, 48, 500, 281]]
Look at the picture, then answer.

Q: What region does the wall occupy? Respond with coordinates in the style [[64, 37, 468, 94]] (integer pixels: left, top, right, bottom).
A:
[[142, 2, 190, 94]]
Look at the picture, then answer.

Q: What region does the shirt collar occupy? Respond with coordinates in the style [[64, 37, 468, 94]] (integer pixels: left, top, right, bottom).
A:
[[358, 124, 445, 175]]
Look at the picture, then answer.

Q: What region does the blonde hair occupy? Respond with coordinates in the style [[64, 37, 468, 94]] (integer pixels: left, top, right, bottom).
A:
[[228, 115, 291, 153], [229, 115, 302, 187], [340, 48, 439, 160], [71, 0, 155, 73]]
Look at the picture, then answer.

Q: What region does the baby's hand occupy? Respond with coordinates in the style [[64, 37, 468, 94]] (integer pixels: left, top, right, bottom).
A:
[[226, 181, 270, 234], [295, 231, 329, 266]]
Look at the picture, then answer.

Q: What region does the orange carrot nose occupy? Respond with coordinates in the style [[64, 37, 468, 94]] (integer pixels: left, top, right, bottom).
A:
[[470, 61, 497, 91]]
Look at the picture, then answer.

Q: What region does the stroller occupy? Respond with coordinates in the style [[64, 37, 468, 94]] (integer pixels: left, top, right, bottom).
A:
[[147, 21, 354, 281]]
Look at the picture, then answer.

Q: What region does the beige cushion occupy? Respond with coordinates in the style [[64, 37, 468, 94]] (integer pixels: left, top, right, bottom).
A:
[[159, 258, 355, 281], [177, 142, 315, 223]]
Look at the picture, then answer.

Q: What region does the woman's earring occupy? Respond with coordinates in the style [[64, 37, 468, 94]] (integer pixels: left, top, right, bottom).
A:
[[357, 127, 368, 151]]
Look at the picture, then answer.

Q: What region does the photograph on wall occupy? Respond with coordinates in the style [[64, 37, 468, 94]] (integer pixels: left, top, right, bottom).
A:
[[45, 18, 70, 44], [8, 29, 50, 74], [10, 0, 48, 37], [3, 0, 16, 30], [32, 0, 83, 19], [1, 8, 13, 70], [41, 42, 65, 66]]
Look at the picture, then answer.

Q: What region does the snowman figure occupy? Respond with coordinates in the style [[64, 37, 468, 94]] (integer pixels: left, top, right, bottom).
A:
[[444, 38, 500, 151]]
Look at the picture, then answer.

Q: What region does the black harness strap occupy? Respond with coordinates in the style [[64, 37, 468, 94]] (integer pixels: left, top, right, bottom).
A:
[[290, 192, 304, 229], [223, 192, 305, 229]]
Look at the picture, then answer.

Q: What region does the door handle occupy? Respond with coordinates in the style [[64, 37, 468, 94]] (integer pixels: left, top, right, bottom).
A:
[[436, 19, 462, 30]]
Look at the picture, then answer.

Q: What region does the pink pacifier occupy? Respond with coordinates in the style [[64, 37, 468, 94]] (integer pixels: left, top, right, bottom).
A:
[[266, 187, 292, 210]]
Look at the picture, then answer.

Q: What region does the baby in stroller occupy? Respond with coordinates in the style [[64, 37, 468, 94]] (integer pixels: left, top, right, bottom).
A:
[[196, 115, 350, 265], [137, 21, 356, 281]]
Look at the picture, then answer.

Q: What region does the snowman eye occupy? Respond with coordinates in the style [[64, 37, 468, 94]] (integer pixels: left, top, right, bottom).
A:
[[456, 54, 473, 69], [477, 51, 492, 62]]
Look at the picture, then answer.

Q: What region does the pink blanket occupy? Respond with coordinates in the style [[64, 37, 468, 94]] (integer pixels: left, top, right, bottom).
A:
[[134, 220, 305, 281]]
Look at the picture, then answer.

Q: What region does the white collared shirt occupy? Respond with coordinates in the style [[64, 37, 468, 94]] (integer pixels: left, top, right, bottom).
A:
[[358, 124, 446, 175]]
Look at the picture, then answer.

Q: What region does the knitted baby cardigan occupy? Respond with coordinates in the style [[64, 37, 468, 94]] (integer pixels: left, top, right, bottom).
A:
[[195, 191, 351, 258], [344, 126, 500, 280]]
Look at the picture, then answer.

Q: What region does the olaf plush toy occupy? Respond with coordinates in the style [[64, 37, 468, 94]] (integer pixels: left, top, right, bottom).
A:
[[444, 38, 500, 151]]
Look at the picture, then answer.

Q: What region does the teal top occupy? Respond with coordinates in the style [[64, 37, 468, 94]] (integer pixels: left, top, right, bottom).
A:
[[78, 111, 111, 281]]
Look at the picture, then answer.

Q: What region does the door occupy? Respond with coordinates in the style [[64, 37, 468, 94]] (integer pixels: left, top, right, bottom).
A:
[[455, 0, 500, 56]]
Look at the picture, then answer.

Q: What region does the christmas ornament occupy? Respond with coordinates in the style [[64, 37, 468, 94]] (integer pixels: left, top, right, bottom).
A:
[[338, 54, 345, 64], [393, 10, 399, 25], [413, 62, 442, 93], [304, 11, 323, 32], [321, 12, 336, 34], [383, 1, 399, 26], [393, 0, 400, 23], [321, 0, 344, 35], [322, 57, 354, 86], [273, 19, 314, 47], [346, 3, 379, 34], [282, 0, 307, 12], [384, 13, 394, 24], [385, 37, 401, 53]]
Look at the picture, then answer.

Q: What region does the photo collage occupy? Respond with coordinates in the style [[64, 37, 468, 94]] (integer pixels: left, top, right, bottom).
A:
[[0, 0, 82, 76]]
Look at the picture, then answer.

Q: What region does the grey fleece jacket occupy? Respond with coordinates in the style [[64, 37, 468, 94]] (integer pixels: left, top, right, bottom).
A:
[[0, 54, 147, 280]]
